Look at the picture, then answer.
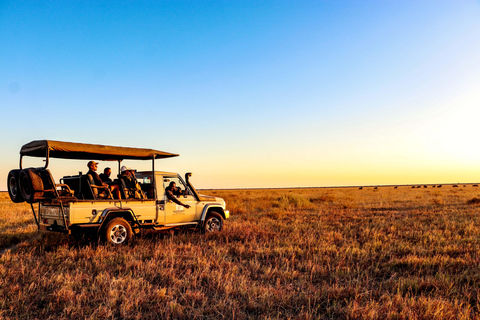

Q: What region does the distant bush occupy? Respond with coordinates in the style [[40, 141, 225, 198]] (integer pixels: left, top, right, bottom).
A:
[[466, 197, 480, 204]]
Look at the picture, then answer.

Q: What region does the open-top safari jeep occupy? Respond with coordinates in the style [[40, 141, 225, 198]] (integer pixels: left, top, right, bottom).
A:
[[7, 140, 229, 244]]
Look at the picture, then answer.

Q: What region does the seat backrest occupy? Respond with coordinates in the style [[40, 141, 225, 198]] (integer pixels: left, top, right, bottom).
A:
[[86, 174, 99, 198], [85, 174, 113, 200], [115, 176, 128, 199], [62, 175, 81, 197], [79, 175, 95, 200]]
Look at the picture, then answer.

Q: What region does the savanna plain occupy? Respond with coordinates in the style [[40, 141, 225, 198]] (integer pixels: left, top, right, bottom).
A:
[[1, 186, 480, 319]]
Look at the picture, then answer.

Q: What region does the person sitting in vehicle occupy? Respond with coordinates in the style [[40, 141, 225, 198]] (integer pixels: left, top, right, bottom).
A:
[[99, 167, 112, 183], [173, 185, 184, 196], [118, 166, 146, 199], [86, 161, 121, 199], [168, 183, 183, 196], [165, 181, 190, 208]]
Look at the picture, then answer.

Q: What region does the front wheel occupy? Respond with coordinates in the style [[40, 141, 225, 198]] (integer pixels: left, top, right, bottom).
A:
[[203, 212, 224, 233], [104, 218, 133, 245]]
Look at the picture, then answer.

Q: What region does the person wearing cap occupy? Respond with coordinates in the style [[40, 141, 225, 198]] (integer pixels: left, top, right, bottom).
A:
[[86, 161, 104, 186], [87, 161, 121, 199]]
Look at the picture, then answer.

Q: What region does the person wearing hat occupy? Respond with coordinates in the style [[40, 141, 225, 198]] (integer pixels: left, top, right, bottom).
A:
[[119, 165, 136, 189], [119, 165, 145, 198], [87, 161, 121, 199]]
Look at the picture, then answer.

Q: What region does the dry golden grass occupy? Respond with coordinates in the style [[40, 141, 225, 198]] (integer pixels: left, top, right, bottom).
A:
[[0, 194, 38, 250], [1, 186, 480, 319]]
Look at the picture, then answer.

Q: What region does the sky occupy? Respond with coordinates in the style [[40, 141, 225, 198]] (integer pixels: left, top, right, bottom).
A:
[[1, 0, 480, 189]]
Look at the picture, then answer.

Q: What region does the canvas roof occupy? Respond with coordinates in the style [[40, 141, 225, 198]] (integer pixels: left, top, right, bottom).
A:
[[20, 140, 179, 161]]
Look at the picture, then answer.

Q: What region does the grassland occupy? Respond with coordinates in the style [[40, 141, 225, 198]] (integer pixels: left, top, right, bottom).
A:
[[1, 186, 480, 319]]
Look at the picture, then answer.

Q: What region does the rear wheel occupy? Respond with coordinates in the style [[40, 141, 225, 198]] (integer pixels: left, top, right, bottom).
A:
[[203, 212, 224, 233], [7, 170, 24, 203], [104, 218, 133, 245], [19, 168, 44, 203]]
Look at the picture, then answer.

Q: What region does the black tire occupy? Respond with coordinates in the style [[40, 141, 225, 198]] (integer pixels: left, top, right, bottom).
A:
[[203, 212, 224, 233], [19, 168, 44, 204], [7, 170, 24, 203], [104, 218, 133, 245]]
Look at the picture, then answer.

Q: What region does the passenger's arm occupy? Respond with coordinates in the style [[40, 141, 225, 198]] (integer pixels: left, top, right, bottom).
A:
[[166, 189, 190, 208]]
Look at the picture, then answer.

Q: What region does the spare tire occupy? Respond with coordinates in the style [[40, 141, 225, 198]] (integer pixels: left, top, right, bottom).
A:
[[7, 169, 24, 203], [19, 168, 44, 203]]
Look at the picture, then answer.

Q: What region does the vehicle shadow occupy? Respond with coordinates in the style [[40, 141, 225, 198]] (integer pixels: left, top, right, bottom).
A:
[[0, 230, 42, 254], [0, 230, 70, 255], [2, 225, 207, 254]]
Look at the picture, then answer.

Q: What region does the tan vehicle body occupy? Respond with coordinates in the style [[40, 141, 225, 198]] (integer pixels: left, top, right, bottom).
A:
[[8, 140, 229, 244], [39, 171, 229, 232]]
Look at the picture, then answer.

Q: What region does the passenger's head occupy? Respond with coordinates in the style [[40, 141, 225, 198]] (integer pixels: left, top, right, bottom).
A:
[[104, 167, 111, 177], [169, 181, 176, 188], [121, 165, 134, 177], [87, 161, 99, 171]]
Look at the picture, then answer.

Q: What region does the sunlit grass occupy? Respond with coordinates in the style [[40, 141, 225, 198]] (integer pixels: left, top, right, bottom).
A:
[[0, 194, 39, 250], [1, 186, 480, 319]]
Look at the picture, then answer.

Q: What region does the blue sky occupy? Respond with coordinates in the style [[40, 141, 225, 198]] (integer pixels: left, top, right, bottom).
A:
[[1, 1, 480, 189]]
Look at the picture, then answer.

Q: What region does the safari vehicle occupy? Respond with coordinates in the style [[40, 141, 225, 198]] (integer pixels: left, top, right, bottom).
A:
[[7, 140, 229, 244]]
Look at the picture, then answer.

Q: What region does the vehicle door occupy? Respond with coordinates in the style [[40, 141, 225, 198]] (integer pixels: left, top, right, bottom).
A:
[[163, 175, 197, 224]]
